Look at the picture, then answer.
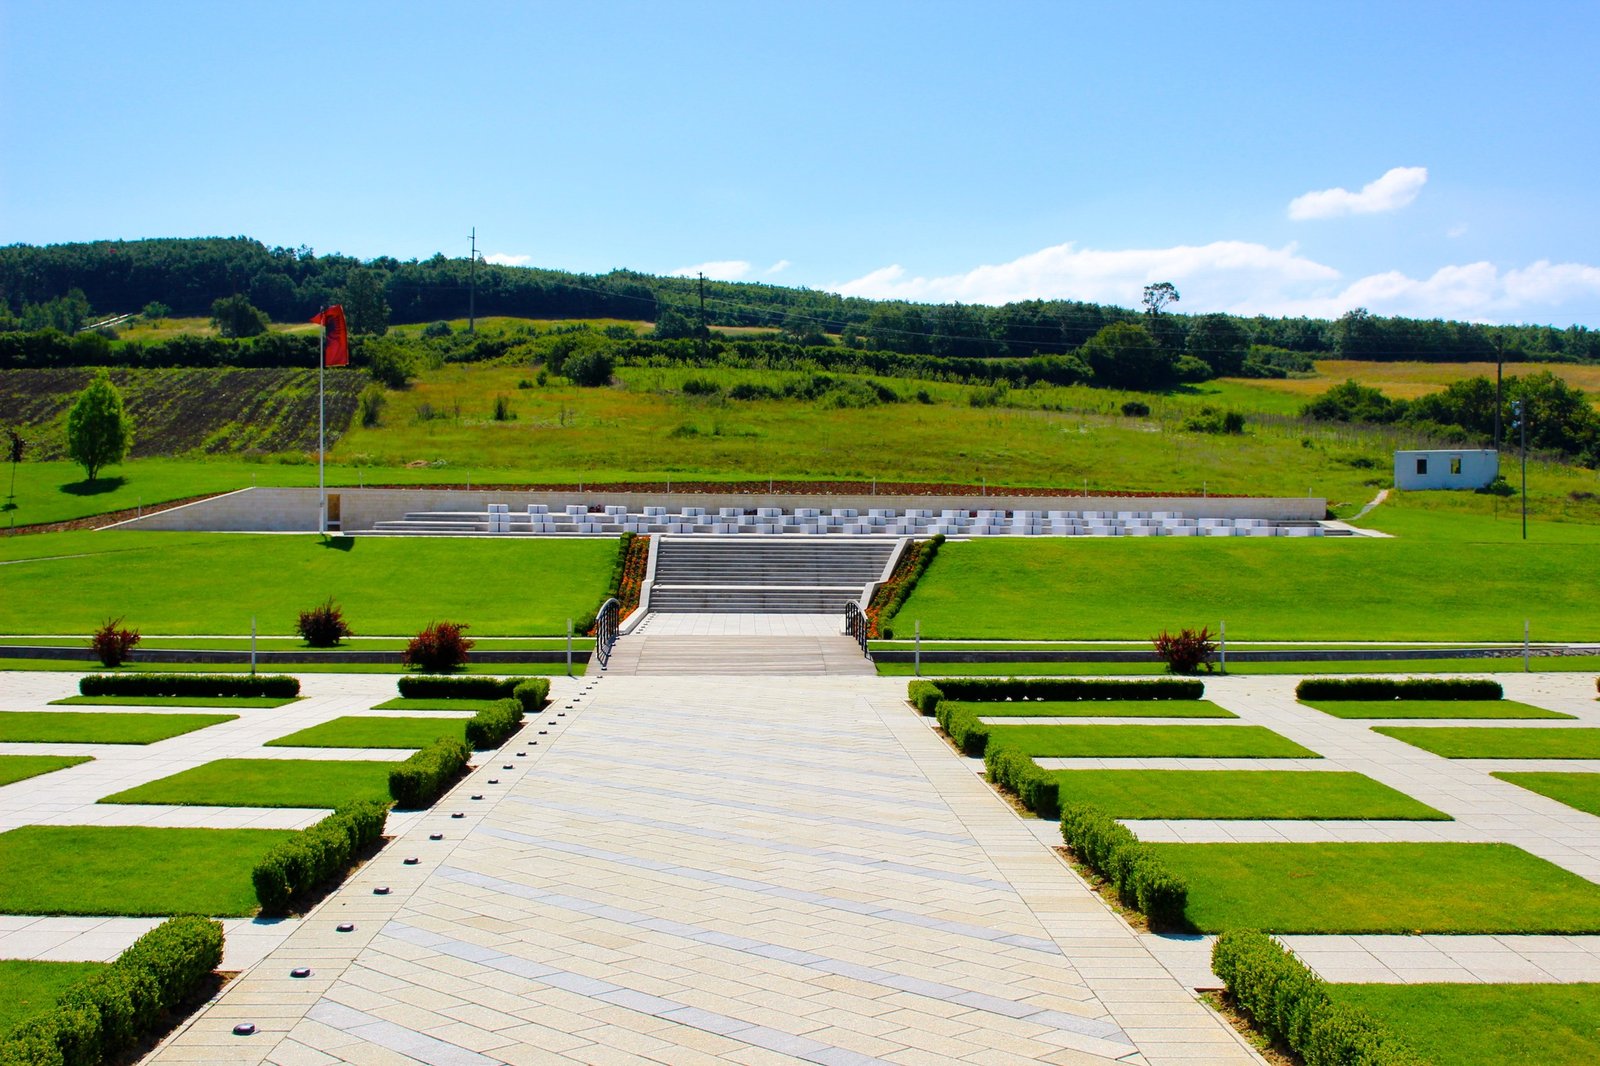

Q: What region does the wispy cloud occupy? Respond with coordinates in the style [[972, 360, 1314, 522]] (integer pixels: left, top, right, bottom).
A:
[[669, 260, 752, 280], [1288, 166, 1428, 220], [765, 259, 791, 276], [833, 240, 1600, 323], [484, 252, 531, 266]]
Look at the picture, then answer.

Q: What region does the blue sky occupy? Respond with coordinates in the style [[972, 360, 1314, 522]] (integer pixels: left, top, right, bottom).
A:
[[4, 1, 1600, 325]]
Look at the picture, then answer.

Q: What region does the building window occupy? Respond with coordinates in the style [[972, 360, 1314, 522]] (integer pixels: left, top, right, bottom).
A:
[[1416, 458, 1428, 475], [1450, 456, 1462, 475]]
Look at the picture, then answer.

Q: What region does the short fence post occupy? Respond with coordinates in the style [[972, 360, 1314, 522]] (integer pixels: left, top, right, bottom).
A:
[[914, 620, 921, 678], [566, 618, 573, 677]]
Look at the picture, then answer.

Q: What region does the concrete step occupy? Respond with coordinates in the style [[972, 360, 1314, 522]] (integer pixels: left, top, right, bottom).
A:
[[602, 635, 875, 675]]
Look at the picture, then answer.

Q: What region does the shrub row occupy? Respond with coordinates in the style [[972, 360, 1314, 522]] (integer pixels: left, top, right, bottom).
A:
[[907, 680, 944, 716], [918, 678, 1205, 704], [396, 675, 548, 712], [388, 737, 471, 809], [0, 916, 223, 1066], [252, 800, 389, 914], [1211, 930, 1429, 1065], [934, 700, 990, 756], [1295, 677, 1502, 701], [1059, 803, 1187, 928], [875, 533, 944, 639], [79, 673, 300, 698], [464, 698, 524, 750], [985, 748, 1059, 818]]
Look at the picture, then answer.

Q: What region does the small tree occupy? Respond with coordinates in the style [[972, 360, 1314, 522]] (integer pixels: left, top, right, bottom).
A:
[[5, 428, 23, 502], [404, 621, 474, 673], [565, 349, 615, 387], [297, 598, 354, 647], [1153, 627, 1217, 674], [210, 294, 269, 338], [66, 370, 133, 481], [91, 617, 141, 667]]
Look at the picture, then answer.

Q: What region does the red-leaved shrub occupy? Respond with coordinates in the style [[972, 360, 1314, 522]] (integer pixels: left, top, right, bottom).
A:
[[91, 617, 141, 667], [297, 598, 353, 647], [1153, 627, 1217, 675], [404, 621, 474, 673]]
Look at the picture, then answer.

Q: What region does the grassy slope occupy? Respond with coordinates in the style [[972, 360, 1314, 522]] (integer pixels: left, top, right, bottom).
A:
[[986, 724, 1318, 758], [896, 497, 1600, 640], [1053, 769, 1447, 820], [877, 656, 1600, 676], [0, 960, 107, 1033], [1157, 842, 1600, 933], [0, 825, 295, 916], [0, 531, 616, 635], [1303, 699, 1573, 719], [962, 699, 1236, 718], [0, 711, 234, 744], [1492, 772, 1600, 816], [267, 716, 469, 749], [1375, 727, 1600, 759], [101, 758, 396, 808], [1328, 983, 1600, 1066], [0, 755, 91, 787], [52, 695, 297, 708]]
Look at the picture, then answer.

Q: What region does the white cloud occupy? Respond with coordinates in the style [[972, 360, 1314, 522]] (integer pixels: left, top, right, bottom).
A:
[[832, 240, 1600, 324], [669, 260, 751, 280], [1287, 166, 1428, 220], [765, 259, 791, 276], [1447, 223, 1469, 238], [484, 252, 531, 266]]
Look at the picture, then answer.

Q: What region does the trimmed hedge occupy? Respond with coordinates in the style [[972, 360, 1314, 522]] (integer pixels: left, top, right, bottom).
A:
[[388, 736, 471, 809], [985, 748, 1059, 818], [511, 678, 549, 713], [464, 698, 524, 750], [1211, 930, 1430, 1066], [78, 673, 299, 699], [922, 678, 1205, 703], [907, 680, 944, 716], [1059, 803, 1187, 928], [0, 916, 223, 1066], [252, 800, 389, 914], [935, 699, 990, 756], [1296, 678, 1502, 701], [396, 675, 516, 701]]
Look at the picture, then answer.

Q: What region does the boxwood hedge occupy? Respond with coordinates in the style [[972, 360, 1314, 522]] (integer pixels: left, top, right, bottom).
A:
[[1295, 678, 1502, 701], [388, 737, 471, 809], [464, 698, 524, 750], [1059, 803, 1187, 928], [985, 748, 1060, 818], [252, 799, 389, 914], [79, 673, 300, 699]]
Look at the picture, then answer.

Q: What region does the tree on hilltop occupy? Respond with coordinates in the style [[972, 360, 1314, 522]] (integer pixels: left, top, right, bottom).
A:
[[210, 294, 269, 338], [339, 268, 390, 336]]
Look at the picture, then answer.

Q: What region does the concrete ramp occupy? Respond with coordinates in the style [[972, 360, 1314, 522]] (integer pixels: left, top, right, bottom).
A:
[[603, 613, 876, 676]]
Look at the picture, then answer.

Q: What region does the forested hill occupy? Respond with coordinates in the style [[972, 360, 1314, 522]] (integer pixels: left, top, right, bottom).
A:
[[3, 236, 1598, 364]]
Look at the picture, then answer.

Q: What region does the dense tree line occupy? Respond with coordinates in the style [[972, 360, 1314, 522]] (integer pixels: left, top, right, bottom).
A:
[[4, 237, 1600, 366]]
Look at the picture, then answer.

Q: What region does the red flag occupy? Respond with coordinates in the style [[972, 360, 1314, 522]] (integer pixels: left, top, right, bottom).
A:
[[310, 305, 349, 366]]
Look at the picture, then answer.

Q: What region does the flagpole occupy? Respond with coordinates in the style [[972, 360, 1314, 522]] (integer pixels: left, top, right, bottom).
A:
[[318, 310, 326, 535]]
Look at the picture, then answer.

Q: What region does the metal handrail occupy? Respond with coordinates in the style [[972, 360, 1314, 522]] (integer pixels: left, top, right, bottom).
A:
[[594, 597, 621, 669], [844, 601, 871, 660]]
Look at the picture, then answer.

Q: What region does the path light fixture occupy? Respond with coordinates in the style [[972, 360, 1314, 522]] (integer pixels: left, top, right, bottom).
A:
[[430, 833, 443, 840], [290, 968, 312, 978], [233, 1023, 257, 1036], [336, 923, 356, 932]]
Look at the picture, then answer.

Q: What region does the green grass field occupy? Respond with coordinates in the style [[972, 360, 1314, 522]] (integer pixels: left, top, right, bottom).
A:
[[267, 716, 469, 749], [957, 699, 1236, 718], [50, 695, 297, 708], [895, 502, 1600, 641], [100, 758, 397, 808], [0, 657, 580, 675], [0, 825, 295, 916], [9, 635, 590, 650], [0, 960, 108, 1033], [1154, 842, 1600, 933], [0, 531, 616, 635], [1304, 699, 1573, 719], [0, 755, 91, 787], [1328, 984, 1600, 1066], [1051, 769, 1447, 820], [988, 724, 1318, 758], [371, 697, 502, 712], [1375, 726, 1600, 759], [878, 656, 1600, 676], [1492, 772, 1600, 816], [0, 711, 235, 744]]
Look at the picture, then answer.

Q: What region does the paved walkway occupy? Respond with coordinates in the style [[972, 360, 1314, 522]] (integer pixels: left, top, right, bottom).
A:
[[607, 614, 876, 676], [151, 674, 1259, 1065]]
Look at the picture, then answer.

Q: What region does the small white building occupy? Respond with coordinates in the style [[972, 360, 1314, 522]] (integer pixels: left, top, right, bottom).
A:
[[1393, 448, 1499, 490]]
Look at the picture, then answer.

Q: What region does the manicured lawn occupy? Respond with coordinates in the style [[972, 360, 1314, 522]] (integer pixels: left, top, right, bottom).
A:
[[1375, 727, 1600, 759], [0, 530, 617, 636], [895, 506, 1600, 641], [51, 695, 298, 708], [1328, 983, 1600, 1066], [1493, 772, 1600, 816], [0, 658, 578, 675], [988, 724, 1318, 758], [963, 699, 1236, 718], [0, 960, 107, 1033], [1304, 699, 1573, 719], [267, 716, 469, 749], [372, 697, 500, 712], [1050, 769, 1447, 820], [100, 758, 397, 808], [0, 825, 296, 916], [0, 755, 92, 787], [0, 711, 235, 744], [876, 656, 1600, 676], [1154, 842, 1600, 933]]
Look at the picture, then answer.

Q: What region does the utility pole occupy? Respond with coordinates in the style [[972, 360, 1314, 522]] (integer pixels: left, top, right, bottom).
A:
[[468, 227, 478, 334], [697, 271, 708, 363], [1493, 331, 1504, 449]]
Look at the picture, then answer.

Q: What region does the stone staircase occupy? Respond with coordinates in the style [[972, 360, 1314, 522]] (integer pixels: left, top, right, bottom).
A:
[[645, 537, 902, 614]]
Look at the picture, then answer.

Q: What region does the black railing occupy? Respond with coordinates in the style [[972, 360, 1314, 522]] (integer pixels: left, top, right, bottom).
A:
[[844, 601, 871, 660], [594, 597, 621, 669]]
